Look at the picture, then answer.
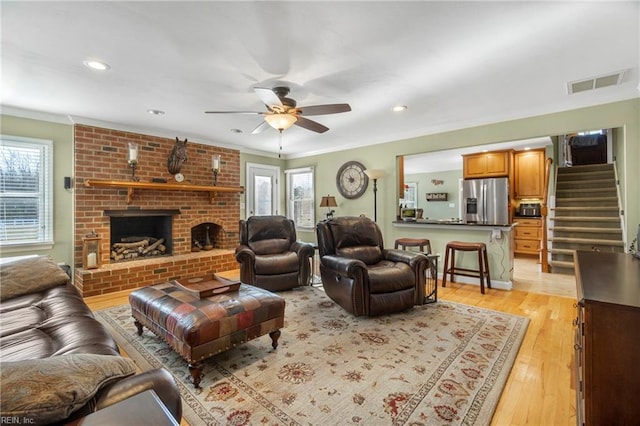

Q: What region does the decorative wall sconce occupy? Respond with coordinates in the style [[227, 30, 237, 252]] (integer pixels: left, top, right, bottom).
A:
[[82, 232, 101, 269], [128, 142, 140, 182], [212, 154, 221, 186], [320, 195, 338, 219]]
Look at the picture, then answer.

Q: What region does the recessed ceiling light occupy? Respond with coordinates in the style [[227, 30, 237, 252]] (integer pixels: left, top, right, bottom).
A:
[[524, 147, 531, 151], [83, 59, 110, 71], [230, 128, 243, 133], [147, 109, 165, 115], [392, 105, 407, 112]]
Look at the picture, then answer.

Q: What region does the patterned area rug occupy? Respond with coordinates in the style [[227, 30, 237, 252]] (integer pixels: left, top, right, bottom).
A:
[[95, 286, 528, 426]]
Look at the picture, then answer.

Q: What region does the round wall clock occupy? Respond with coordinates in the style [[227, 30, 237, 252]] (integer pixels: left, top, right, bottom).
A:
[[336, 161, 369, 199]]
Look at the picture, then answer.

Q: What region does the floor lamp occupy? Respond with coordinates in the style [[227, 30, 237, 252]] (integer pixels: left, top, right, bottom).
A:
[[364, 169, 384, 221]]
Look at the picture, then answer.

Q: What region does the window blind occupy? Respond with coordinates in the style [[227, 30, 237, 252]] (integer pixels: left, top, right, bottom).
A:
[[0, 136, 53, 247]]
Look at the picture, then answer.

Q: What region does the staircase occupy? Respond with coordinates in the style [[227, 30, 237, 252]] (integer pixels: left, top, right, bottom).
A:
[[549, 163, 624, 274]]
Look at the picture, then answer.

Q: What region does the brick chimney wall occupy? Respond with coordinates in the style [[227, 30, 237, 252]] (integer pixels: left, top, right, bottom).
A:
[[73, 124, 242, 296]]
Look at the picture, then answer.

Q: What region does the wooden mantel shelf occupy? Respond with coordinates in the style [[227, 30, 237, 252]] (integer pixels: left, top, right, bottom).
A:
[[84, 179, 244, 204]]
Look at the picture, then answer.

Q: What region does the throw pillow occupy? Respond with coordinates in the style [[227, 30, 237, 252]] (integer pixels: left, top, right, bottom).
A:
[[0, 255, 70, 301], [0, 354, 137, 424]]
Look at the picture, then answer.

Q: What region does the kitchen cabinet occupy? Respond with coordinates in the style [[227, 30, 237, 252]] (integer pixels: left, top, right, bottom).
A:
[[462, 150, 511, 179], [514, 218, 541, 255], [514, 149, 545, 198], [574, 251, 640, 426]]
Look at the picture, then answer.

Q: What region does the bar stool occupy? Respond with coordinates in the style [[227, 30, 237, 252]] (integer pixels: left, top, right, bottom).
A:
[[394, 238, 432, 254], [442, 241, 491, 294]]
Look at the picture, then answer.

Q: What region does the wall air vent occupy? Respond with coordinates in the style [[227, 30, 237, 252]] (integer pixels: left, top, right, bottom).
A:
[[567, 70, 627, 94]]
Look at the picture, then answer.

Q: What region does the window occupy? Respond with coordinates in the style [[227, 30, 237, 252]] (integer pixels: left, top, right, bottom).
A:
[[285, 166, 315, 229], [0, 135, 53, 248]]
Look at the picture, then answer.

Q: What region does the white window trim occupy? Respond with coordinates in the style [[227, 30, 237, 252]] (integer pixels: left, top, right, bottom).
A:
[[0, 134, 54, 251], [284, 166, 315, 230]]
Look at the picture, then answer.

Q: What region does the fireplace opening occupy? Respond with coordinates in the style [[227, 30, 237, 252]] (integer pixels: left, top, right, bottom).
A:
[[191, 222, 222, 251], [106, 209, 180, 262]]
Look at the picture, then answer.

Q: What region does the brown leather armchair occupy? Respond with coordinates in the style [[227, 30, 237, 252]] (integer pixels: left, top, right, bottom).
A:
[[316, 215, 429, 316], [236, 215, 315, 291]]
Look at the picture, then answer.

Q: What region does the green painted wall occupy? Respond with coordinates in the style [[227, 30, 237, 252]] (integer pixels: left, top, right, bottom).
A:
[[281, 98, 639, 247], [0, 115, 74, 265], [405, 170, 463, 220]]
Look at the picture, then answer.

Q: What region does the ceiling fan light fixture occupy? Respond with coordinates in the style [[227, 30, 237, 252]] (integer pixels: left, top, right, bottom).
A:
[[393, 105, 407, 112], [264, 113, 297, 131]]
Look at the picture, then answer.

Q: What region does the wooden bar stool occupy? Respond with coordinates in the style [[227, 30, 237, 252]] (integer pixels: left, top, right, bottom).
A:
[[441, 241, 491, 294], [394, 238, 431, 254]]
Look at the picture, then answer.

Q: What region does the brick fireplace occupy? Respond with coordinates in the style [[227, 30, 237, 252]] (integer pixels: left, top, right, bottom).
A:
[[73, 125, 242, 297]]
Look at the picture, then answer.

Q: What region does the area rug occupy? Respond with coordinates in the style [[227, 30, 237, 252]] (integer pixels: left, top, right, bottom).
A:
[[95, 286, 529, 426]]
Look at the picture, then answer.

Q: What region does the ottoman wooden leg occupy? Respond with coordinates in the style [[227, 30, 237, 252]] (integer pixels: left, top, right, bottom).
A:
[[134, 319, 144, 336], [269, 330, 281, 349], [188, 362, 205, 388]]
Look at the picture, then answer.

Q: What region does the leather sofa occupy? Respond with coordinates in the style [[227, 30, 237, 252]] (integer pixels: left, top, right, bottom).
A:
[[0, 256, 182, 424], [235, 215, 315, 291], [316, 216, 429, 316]]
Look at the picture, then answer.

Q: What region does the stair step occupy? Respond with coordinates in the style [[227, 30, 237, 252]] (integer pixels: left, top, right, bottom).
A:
[[556, 171, 613, 179], [550, 226, 622, 234], [556, 178, 615, 186], [557, 164, 614, 173], [550, 216, 619, 222], [550, 248, 575, 255], [551, 206, 619, 212], [556, 187, 614, 194], [549, 237, 624, 246], [555, 197, 618, 203], [550, 260, 575, 269]]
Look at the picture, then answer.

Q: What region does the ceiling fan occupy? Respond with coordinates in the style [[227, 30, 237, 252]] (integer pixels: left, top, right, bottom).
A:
[[205, 86, 351, 134]]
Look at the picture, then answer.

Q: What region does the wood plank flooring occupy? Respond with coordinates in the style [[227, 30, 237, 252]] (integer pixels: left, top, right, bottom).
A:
[[84, 260, 577, 426]]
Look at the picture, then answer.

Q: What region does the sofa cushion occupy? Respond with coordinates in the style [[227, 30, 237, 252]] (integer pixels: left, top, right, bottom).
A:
[[0, 354, 137, 424], [0, 256, 69, 301]]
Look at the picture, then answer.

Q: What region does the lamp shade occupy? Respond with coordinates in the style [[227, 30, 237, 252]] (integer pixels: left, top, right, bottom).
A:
[[320, 195, 338, 208], [364, 169, 384, 180], [264, 113, 297, 131]]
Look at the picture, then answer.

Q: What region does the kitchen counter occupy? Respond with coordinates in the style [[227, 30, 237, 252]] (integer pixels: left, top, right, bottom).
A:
[[393, 220, 516, 231], [390, 219, 516, 290]]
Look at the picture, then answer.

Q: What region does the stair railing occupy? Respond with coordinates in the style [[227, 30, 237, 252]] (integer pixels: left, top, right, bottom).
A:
[[540, 157, 553, 272]]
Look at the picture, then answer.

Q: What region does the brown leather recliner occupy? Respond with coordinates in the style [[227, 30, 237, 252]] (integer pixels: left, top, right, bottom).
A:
[[316, 215, 428, 316], [235, 215, 315, 291]]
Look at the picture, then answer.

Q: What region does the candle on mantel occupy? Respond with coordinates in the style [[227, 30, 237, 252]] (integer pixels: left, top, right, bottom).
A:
[[212, 155, 220, 171], [87, 252, 97, 268], [128, 143, 138, 162]]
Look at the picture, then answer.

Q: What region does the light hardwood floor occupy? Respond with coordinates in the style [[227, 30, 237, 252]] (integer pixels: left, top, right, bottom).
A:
[[84, 260, 577, 426]]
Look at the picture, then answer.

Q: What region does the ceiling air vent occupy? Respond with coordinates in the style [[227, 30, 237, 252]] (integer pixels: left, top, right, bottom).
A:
[[567, 70, 627, 94]]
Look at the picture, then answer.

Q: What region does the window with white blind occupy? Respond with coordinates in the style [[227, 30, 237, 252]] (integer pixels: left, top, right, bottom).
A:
[[0, 136, 54, 248], [285, 166, 315, 229]]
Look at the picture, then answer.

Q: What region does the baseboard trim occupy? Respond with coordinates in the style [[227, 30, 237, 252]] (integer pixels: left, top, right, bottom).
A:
[[438, 273, 512, 291]]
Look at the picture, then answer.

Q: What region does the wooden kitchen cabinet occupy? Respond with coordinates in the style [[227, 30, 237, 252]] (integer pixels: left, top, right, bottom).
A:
[[514, 149, 545, 198], [514, 218, 541, 255], [574, 251, 640, 426], [462, 150, 511, 179]]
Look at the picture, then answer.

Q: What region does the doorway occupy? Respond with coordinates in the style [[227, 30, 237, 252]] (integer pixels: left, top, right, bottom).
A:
[[246, 163, 280, 217]]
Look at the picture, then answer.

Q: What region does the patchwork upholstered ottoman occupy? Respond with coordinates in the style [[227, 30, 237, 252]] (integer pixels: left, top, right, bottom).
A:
[[129, 282, 285, 388]]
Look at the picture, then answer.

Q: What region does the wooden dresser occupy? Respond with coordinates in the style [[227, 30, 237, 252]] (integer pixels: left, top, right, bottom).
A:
[[574, 251, 640, 425]]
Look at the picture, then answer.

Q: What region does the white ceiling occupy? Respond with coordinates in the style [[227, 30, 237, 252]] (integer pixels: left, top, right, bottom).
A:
[[2, 1, 638, 159]]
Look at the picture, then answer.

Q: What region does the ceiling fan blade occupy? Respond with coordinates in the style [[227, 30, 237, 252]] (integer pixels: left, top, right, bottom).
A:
[[254, 87, 283, 108], [204, 111, 263, 114], [296, 103, 351, 116], [294, 116, 329, 133], [251, 121, 270, 134]]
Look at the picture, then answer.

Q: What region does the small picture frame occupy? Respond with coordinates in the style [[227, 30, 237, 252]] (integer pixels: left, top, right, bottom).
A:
[[82, 235, 101, 269]]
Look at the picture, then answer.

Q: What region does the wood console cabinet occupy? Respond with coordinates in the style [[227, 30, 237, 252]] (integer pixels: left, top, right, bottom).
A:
[[514, 149, 545, 198], [462, 150, 511, 179], [574, 251, 640, 425]]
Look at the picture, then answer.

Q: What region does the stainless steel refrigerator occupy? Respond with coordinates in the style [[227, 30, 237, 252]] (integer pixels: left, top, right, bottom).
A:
[[462, 177, 509, 225]]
